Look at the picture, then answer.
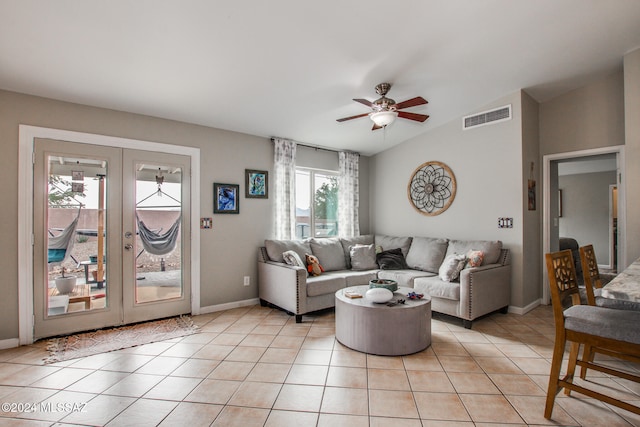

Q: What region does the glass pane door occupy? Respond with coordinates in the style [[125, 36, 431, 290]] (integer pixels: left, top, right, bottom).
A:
[[122, 149, 191, 324], [33, 141, 191, 338], [134, 164, 183, 303], [33, 139, 122, 339]]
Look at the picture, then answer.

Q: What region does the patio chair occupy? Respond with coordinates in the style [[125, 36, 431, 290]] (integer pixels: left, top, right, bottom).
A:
[[544, 249, 640, 419]]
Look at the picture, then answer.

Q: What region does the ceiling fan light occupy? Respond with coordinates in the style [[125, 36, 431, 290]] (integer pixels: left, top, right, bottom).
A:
[[370, 111, 398, 127]]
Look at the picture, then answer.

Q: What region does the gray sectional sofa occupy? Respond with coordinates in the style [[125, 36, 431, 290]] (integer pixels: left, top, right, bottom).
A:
[[258, 234, 511, 328]]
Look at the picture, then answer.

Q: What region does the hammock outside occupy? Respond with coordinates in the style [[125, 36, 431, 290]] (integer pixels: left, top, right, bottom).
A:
[[137, 215, 181, 256], [48, 208, 81, 264]]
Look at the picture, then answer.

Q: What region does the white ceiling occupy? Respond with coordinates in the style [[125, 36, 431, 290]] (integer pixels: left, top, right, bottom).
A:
[[2, 1, 640, 156]]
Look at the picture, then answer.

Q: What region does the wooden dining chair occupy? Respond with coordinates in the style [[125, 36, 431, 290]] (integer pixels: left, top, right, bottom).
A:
[[544, 249, 640, 419], [578, 244, 640, 379], [579, 244, 602, 306]]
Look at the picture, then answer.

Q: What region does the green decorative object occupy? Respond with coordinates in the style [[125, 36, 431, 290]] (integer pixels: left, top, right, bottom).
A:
[[369, 279, 398, 292]]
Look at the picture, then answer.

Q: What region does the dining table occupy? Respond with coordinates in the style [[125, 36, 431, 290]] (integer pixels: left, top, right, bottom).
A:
[[601, 257, 640, 302]]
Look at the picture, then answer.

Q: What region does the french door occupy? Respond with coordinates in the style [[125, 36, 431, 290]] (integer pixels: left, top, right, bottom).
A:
[[33, 138, 191, 339]]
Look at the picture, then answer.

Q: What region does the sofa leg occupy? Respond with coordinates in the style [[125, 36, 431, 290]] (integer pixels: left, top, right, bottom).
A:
[[500, 305, 509, 314], [463, 319, 472, 329], [259, 299, 268, 307], [295, 314, 302, 323]]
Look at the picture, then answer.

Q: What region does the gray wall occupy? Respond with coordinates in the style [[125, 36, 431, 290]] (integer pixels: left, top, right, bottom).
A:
[[0, 90, 370, 340], [625, 48, 640, 266], [370, 91, 528, 308], [558, 171, 616, 264], [539, 70, 625, 155], [521, 91, 542, 306], [540, 52, 640, 269]]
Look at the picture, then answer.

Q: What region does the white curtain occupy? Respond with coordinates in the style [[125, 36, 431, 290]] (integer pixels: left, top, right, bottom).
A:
[[273, 138, 297, 239], [338, 151, 360, 237]]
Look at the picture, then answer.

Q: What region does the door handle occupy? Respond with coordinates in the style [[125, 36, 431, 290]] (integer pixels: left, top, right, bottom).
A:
[[124, 243, 133, 250]]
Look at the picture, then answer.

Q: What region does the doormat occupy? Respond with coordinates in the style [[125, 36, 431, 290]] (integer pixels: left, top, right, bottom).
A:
[[44, 316, 198, 364]]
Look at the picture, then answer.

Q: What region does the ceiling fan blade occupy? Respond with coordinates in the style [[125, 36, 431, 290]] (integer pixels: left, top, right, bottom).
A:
[[395, 96, 428, 110], [372, 123, 383, 131], [336, 112, 370, 122], [353, 98, 373, 107], [398, 111, 429, 122]]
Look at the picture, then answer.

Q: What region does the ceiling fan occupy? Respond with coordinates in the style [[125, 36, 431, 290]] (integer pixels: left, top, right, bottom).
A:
[[336, 83, 429, 130]]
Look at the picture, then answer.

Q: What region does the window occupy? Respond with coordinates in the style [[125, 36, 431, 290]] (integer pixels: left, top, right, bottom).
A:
[[296, 168, 338, 239]]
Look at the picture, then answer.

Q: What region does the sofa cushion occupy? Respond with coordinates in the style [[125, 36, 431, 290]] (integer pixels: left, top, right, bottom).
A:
[[309, 237, 347, 271], [340, 235, 374, 268], [306, 273, 346, 297], [265, 239, 312, 264], [350, 244, 378, 270], [446, 240, 502, 265], [376, 248, 409, 270], [405, 237, 449, 273], [439, 253, 467, 282], [378, 269, 436, 288], [375, 235, 413, 257], [414, 276, 461, 301]]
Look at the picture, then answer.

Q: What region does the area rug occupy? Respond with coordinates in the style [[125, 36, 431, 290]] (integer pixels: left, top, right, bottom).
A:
[[44, 316, 198, 364]]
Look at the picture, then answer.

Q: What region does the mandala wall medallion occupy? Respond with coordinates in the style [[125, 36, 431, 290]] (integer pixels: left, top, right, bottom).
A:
[[407, 161, 457, 216]]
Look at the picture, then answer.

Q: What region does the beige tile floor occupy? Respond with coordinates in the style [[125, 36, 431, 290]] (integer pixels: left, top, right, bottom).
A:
[[0, 304, 640, 426]]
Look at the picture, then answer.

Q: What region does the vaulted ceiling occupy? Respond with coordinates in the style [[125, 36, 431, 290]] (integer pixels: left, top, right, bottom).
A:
[[2, 1, 640, 155]]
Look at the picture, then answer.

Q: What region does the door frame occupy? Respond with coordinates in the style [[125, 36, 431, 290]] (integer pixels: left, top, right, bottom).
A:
[[18, 125, 201, 345], [542, 145, 625, 304], [608, 184, 618, 270]]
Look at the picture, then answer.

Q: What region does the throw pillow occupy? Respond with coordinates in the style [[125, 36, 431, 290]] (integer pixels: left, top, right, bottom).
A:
[[439, 253, 467, 282], [349, 244, 378, 270], [283, 250, 305, 268], [376, 248, 410, 270], [465, 250, 484, 268], [305, 253, 324, 276]]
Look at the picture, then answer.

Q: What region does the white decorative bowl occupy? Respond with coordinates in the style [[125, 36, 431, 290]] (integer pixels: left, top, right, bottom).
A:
[[366, 287, 393, 304], [55, 276, 76, 294]]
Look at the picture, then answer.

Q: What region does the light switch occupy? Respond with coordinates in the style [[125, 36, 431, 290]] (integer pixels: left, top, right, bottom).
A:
[[498, 217, 513, 229]]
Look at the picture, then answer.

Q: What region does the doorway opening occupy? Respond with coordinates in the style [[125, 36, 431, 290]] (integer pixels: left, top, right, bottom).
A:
[[542, 145, 625, 304]]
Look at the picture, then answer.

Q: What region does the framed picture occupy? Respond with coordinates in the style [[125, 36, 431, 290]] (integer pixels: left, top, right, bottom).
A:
[[245, 169, 268, 198], [527, 179, 536, 211], [214, 183, 239, 214]]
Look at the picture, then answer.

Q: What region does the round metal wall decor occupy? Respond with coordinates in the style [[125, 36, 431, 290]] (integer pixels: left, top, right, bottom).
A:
[[407, 161, 457, 216]]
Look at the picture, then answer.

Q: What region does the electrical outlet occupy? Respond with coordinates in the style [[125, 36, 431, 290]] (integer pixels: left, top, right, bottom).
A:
[[243, 276, 250, 286]]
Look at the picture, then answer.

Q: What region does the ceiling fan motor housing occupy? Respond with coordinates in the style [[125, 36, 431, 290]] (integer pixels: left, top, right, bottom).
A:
[[375, 83, 391, 96]]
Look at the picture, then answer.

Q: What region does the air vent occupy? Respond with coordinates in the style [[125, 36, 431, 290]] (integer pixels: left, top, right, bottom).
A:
[[463, 104, 512, 130]]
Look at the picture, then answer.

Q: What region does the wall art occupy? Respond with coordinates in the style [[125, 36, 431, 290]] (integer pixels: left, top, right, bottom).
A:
[[214, 183, 239, 214], [245, 169, 268, 198], [407, 161, 457, 216]]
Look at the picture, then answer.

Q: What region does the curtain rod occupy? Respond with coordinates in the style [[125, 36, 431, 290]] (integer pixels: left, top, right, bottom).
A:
[[270, 137, 358, 155]]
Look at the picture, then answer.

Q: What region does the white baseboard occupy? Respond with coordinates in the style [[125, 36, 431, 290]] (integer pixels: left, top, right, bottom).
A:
[[198, 298, 260, 315], [507, 299, 541, 315], [0, 338, 20, 350]]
